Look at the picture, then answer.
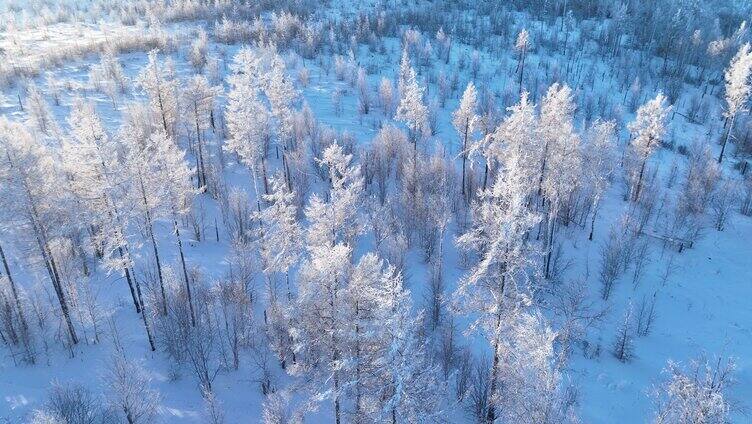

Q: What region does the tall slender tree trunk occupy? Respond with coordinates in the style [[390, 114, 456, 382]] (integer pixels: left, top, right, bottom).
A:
[[250, 164, 263, 214], [537, 141, 550, 197], [148, 227, 167, 315], [334, 376, 341, 424], [138, 177, 167, 315], [330, 278, 341, 424], [153, 60, 171, 138], [126, 262, 156, 351], [261, 158, 270, 195], [147, 223, 167, 314], [282, 146, 293, 191], [285, 271, 296, 365], [198, 135, 206, 189], [487, 310, 502, 424], [21, 176, 78, 345], [46, 244, 78, 345], [461, 120, 469, 201], [28, 212, 78, 345], [195, 110, 207, 189], [482, 162, 489, 190], [486, 274, 506, 424], [544, 212, 556, 279], [158, 93, 169, 137], [518, 49, 526, 95], [632, 158, 647, 202], [116, 246, 141, 314], [354, 300, 363, 422], [718, 115, 735, 164], [173, 217, 196, 327], [589, 197, 601, 240], [0, 243, 28, 337]]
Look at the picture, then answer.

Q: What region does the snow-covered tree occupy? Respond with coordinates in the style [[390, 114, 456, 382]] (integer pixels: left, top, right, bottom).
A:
[[397, 48, 411, 97], [455, 129, 540, 422], [679, 143, 720, 218], [24, 84, 57, 136], [136, 49, 179, 138], [453, 82, 478, 199], [189, 28, 209, 72], [365, 254, 448, 423], [719, 43, 752, 163], [495, 311, 572, 424], [293, 241, 351, 424], [628, 92, 671, 202], [394, 54, 430, 148], [253, 174, 302, 301], [583, 119, 617, 240], [515, 29, 530, 94], [62, 98, 156, 350], [212, 271, 254, 371], [436, 27, 452, 63], [613, 304, 634, 362], [253, 174, 302, 369], [35, 382, 104, 423], [0, 118, 78, 345], [262, 390, 306, 424], [119, 103, 169, 314], [63, 100, 129, 283], [710, 179, 738, 231], [379, 77, 395, 115], [480, 91, 538, 191], [342, 252, 383, 421], [537, 83, 582, 279], [0, 241, 33, 362], [357, 67, 371, 115], [90, 46, 128, 97], [202, 388, 225, 424], [44, 72, 61, 106], [293, 142, 364, 424], [264, 54, 299, 149], [183, 75, 220, 189], [103, 355, 161, 424], [149, 130, 199, 326], [306, 142, 365, 248], [470, 50, 481, 80], [652, 357, 736, 424], [225, 49, 272, 211], [101, 46, 128, 93]]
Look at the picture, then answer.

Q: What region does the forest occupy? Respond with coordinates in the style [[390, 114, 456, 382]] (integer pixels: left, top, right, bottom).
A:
[[0, 0, 751, 422]]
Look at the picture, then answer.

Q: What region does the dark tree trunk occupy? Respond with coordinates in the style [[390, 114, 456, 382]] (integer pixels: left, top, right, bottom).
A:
[[30, 214, 78, 345], [174, 217, 196, 327], [127, 262, 156, 352], [0, 243, 28, 337], [487, 312, 502, 424], [139, 177, 167, 315], [117, 246, 141, 314], [632, 159, 647, 202], [195, 109, 207, 189], [47, 247, 78, 345], [718, 115, 735, 164]]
